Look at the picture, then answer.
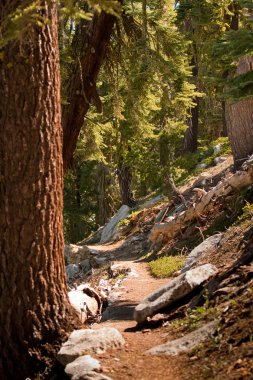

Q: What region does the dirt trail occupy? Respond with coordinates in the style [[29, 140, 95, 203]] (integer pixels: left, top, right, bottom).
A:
[[89, 241, 185, 380]]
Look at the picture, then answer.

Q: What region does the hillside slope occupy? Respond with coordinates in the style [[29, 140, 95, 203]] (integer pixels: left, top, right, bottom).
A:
[[63, 155, 253, 380]]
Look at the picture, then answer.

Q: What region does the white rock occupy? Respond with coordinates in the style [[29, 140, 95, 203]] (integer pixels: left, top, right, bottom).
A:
[[68, 288, 99, 323], [100, 205, 131, 244], [134, 264, 218, 323], [181, 234, 222, 273], [147, 321, 217, 355], [214, 156, 226, 165], [196, 163, 207, 169], [213, 144, 221, 154], [65, 244, 91, 264], [57, 328, 125, 366], [139, 195, 164, 210], [65, 355, 100, 379]]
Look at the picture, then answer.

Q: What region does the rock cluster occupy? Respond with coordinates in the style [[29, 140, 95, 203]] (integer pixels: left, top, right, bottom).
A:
[[57, 327, 125, 380]]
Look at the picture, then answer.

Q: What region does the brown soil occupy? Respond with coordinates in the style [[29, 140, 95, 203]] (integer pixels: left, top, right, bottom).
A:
[[90, 243, 186, 379], [88, 224, 253, 380]]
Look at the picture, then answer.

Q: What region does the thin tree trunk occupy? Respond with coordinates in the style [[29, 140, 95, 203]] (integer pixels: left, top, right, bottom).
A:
[[0, 2, 78, 379], [62, 11, 117, 171], [183, 58, 199, 153], [142, 0, 147, 42], [221, 100, 228, 137], [226, 56, 253, 168], [75, 166, 82, 208], [117, 165, 136, 207], [183, 97, 199, 152], [97, 163, 112, 225]]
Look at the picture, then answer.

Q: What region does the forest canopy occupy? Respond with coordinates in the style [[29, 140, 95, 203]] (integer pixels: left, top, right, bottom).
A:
[[61, 0, 253, 242]]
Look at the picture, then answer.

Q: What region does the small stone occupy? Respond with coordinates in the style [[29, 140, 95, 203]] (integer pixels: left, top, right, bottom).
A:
[[65, 244, 91, 264], [80, 259, 91, 273], [213, 144, 221, 154], [214, 156, 226, 165], [196, 163, 207, 170], [57, 328, 125, 366], [147, 321, 217, 356], [65, 355, 100, 379], [94, 257, 108, 267], [190, 356, 198, 361], [142, 329, 151, 333], [66, 264, 80, 282]]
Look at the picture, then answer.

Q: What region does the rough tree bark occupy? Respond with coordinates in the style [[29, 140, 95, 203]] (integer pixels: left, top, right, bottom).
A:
[[0, 2, 78, 379], [62, 11, 117, 171], [226, 56, 253, 168]]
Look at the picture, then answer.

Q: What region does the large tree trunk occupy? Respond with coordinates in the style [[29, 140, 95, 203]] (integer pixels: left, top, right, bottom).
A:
[[226, 56, 253, 168], [62, 11, 117, 171], [0, 2, 78, 379]]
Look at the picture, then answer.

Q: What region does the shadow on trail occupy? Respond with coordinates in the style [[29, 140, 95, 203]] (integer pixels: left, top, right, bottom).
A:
[[101, 300, 138, 322]]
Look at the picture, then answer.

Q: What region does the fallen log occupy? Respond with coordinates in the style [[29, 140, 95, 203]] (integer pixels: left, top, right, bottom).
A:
[[150, 163, 253, 243], [134, 264, 218, 323]]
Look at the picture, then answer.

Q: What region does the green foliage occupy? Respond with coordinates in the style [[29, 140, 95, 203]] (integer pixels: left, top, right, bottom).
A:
[[185, 304, 218, 330], [0, 0, 120, 48], [149, 255, 186, 278], [0, 1, 48, 49], [172, 291, 220, 331], [172, 137, 231, 185], [60, 0, 120, 20], [61, 0, 252, 241], [211, 2, 253, 101], [117, 218, 130, 228], [237, 201, 253, 222]]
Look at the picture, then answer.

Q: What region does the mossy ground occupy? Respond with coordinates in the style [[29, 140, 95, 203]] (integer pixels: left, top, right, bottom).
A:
[[149, 255, 186, 278]]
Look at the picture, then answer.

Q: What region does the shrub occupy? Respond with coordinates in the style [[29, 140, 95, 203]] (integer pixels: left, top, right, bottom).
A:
[[149, 255, 186, 278]]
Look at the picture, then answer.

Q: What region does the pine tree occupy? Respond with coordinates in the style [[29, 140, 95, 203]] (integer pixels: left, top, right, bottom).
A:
[[0, 1, 79, 378]]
